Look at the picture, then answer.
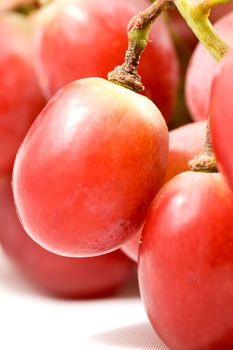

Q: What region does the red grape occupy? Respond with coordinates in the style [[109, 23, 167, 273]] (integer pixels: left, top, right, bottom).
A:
[[0, 13, 45, 176], [139, 171, 233, 350], [210, 48, 233, 192], [186, 12, 233, 121], [13, 77, 168, 257], [32, 0, 179, 122], [0, 176, 135, 298]]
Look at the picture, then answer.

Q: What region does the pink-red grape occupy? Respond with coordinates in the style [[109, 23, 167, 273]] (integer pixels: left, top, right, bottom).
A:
[[13, 77, 168, 257], [139, 171, 233, 350], [33, 0, 178, 122]]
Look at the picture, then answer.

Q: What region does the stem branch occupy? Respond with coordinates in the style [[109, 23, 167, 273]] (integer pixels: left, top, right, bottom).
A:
[[108, 0, 231, 91], [108, 0, 174, 91], [175, 0, 229, 61]]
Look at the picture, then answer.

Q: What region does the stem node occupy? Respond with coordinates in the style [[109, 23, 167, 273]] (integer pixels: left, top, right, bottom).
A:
[[108, 66, 144, 92], [189, 121, 218, 173]]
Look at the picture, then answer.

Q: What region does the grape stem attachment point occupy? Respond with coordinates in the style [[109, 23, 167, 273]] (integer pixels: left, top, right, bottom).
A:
[[108, 0, 175, 92]]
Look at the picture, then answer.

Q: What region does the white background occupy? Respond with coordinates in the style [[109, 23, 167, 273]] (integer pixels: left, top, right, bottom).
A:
[[0, 248, 168, 350]]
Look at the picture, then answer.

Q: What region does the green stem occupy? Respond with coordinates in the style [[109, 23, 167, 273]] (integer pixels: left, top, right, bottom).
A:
[[181, 0, 232, 172], [175, 0, 229, 61], [174, 0, 232, 171], [108, 0, 231, 171]]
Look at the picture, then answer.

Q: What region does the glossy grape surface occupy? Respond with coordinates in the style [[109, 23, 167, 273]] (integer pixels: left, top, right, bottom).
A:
[[13, 77, 168, 257], [139, 172, 233, 350]]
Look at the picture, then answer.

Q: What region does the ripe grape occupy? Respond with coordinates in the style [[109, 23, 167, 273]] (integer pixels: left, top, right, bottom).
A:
[[139, 171, 233, 350], [33, 0, 179, 122], [13, 77, 168, 257]]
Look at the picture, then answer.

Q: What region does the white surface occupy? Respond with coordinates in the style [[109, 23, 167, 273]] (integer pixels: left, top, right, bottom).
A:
[[0, 248, 168, 350]]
